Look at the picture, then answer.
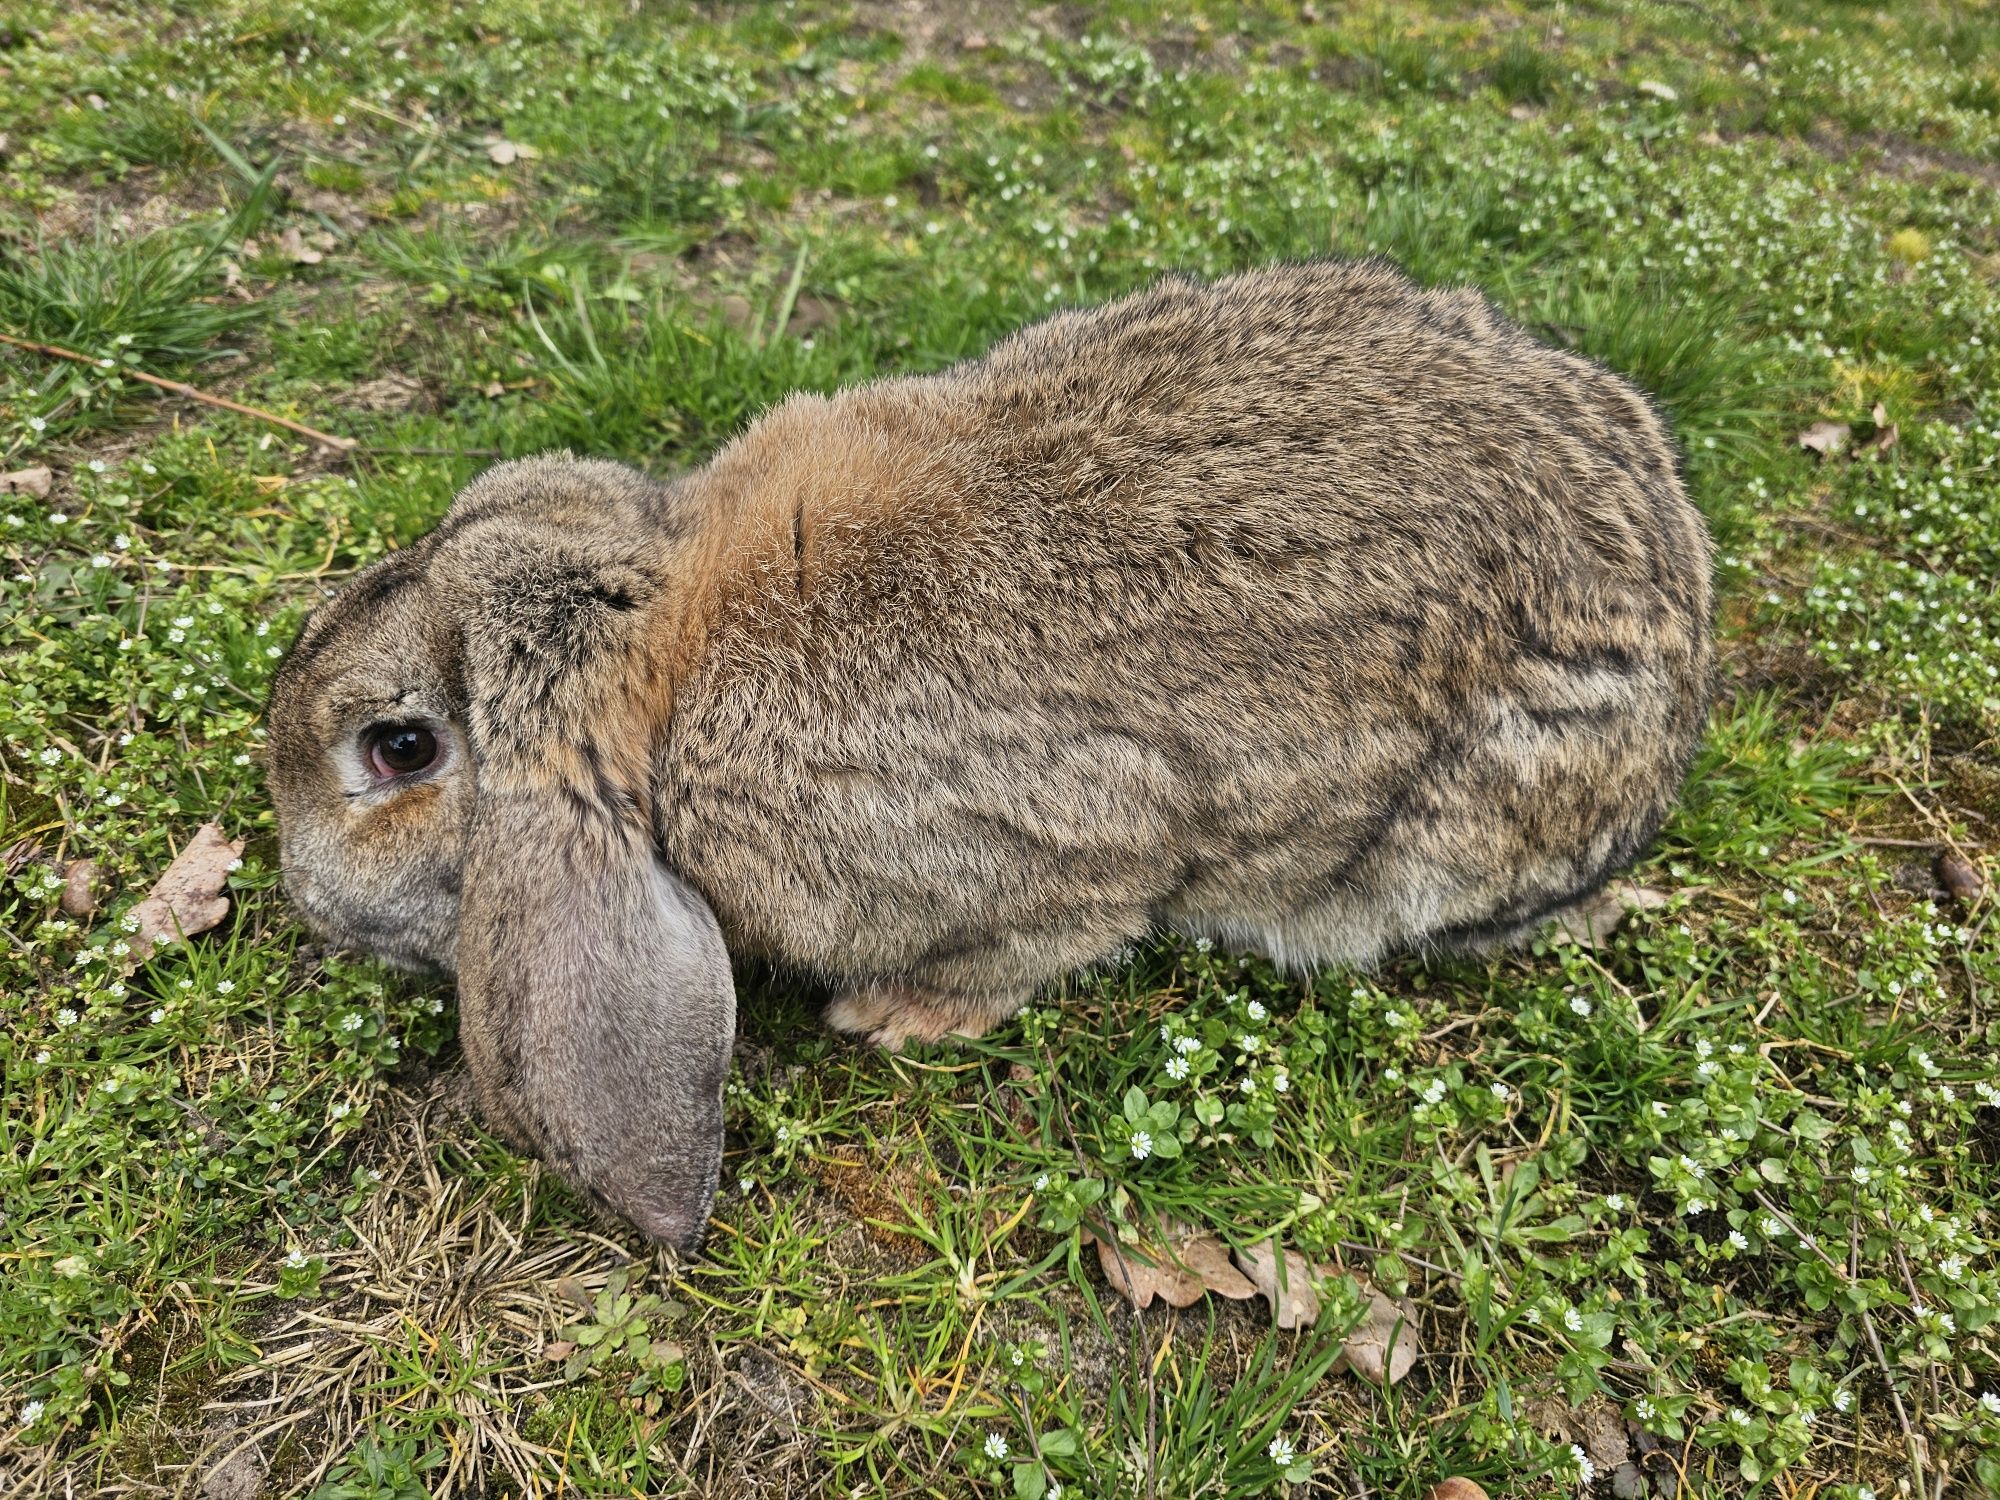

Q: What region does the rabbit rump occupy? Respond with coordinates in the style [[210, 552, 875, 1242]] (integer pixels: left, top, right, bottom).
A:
[[268, 259, 1713, 1249]]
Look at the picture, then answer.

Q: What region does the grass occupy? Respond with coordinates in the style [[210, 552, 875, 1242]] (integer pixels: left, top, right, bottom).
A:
[[2, 0, 1999, 1496]]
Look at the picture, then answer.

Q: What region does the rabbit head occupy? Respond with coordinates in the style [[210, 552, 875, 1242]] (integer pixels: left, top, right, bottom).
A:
[[267, 455, 734, 1252]]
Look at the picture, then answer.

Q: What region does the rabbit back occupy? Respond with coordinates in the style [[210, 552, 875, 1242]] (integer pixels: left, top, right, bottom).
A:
[[656, 260, 1712, 1000]]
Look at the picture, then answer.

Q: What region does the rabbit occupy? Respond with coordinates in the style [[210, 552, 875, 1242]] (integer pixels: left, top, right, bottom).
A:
[[266, 258, 1714, 1250]]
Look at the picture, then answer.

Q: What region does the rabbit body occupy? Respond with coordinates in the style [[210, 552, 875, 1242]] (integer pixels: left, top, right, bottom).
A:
[[268, 259, 1712, 1243], [644, 260, 1712, 1042]]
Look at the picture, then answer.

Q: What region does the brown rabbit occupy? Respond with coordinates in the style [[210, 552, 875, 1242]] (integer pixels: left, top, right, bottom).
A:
[[267, 259, 1714, 1249]]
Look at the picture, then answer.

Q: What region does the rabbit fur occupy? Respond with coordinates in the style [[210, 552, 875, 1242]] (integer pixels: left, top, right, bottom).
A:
[[267, 258, 1714, 1248]]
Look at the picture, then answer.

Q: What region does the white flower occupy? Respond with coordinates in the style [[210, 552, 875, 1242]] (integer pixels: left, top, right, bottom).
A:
[[19, 1400, 44, 1426], [1980, 1392, 2000, 1415], [1571, 1444, 1595, 1486], [1490, 1082, 1511, 1100], [1569, 996, 1593, 1018], [1268, 1433, 1296, 1465], [1272, 1072, 1288, 1093], [1832, 1388, 1852, 1413], [1129, 1131, 1153, 1161], [34, 1049, 50, 1064], [149, 1008, 165, 1024], [1419, 1078, 1447, 1106], [1634, 1397, 1657, 1423], [1727, 1230, 1749, 1251], [1174, 1035, 1200, 1054], [1563, 1306, 1584, 1332], [1684, 1197, 1706, 1216], [1033, 1174, 1050, 1192], [1604, 1194, 1627, 1213], [216, 979, 235, 994], [284, 1249, 309, 1268], [57, 1008, 77, 1027], [339, 1013, 364, 1032], [983, 1432, 1009, 1461], [1245, 1000, 1267, 1022], [1165, 1055, 1190, 1081]]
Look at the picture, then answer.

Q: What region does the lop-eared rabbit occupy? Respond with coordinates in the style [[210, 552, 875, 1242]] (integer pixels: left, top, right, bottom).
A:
[[268, 260, 1713, 1249]]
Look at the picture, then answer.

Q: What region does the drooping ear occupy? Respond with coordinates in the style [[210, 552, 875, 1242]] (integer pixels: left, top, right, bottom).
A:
[[442, 519, 734, 1252]]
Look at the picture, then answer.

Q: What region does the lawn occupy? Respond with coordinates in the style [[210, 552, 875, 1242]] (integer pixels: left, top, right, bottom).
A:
[[3, 0, 1999, 1495]]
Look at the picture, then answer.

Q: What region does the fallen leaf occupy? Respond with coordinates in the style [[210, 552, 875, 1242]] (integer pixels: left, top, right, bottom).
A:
[[551, 1275, 594, 1309], [541, 1339, 577, 1361], [1180, 1234, 1259, 1299], [1082, 1220, 1258, 1310], [1423, 1482, 1491, 1500], [1, 465, 53, 497], [1332, 1282, 1420, 1385], [125, 823, 243, 964], [960, 31, 990, 49], [1795, 420, 1850, 457], [277, 226, 323, 265], [482, 380, 507, 399], [1863, 402, 1899, 457], [1233, 1239, 1320, 1329], [485, 138, 541, 165], [1610, 1462, 1648, 1499], [1551, 881, 1670, 949], [60, 858, 100, 918], [1936, 850, 1985, 904]]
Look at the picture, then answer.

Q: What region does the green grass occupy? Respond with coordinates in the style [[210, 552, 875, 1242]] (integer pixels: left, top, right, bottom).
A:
[[3, 0, 2000, 1496]]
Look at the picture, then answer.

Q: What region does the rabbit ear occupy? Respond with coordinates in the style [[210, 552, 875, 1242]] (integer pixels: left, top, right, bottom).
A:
[[456, 803, 734, 1251], [444, 517, 734, 1251]]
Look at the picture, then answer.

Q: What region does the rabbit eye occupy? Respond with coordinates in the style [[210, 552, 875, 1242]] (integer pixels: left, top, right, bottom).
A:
[[365, 724, 440, 780]]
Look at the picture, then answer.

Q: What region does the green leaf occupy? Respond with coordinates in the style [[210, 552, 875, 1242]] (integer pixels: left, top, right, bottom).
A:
[[1012, 1460, 1046, 1500], [1122, 1086, 1148, 1125], [1038, 1429, 1077, 1458]]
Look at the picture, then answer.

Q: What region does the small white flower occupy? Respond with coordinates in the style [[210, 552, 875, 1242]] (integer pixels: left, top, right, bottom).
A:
[[1832, 1388, 1852, 1413], [1245, 999, 1267, 1022], [18, 1400, 42, 1426], [1634, 1396, 1657, 1423], [284, 1249, 309, 1269], [57, 1008, 78, 1027], [1569, 996, 1593, 1018], [1272, 1072, 1288, 1093], [1604, 1194, 1628, 1213], [339, 1013, 364, 1032], [983, 1432, 1009, 1461], [1129, 1131, 1153, 1161], [1728, 1230, 1749, 1251], [216, 979, 235, 994], [1980, 1392, 2000, 1415], [34, 1049, 50, 1064], [1174, 1035, 1200, 1054], [149, 1008, 165, 1024], [1268, 1433, 1296, 1465], [1490, 1082, 1511, 1100], [1571, 1444, 1595, 1486], [1563, 1306, 1584, 1332], [1032, 1174, 1050, 1192], [1165, 1055, 1190, 1081]]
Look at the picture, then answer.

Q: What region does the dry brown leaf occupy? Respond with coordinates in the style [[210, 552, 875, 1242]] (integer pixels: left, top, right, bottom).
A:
[[1232, 1240, 1320, 1329], [1, 465, 53, 497], [1551, 880, 1670, 948], [485, 138, 541, 166], [1083, 1220, 1258, 1310], [1795, 420, 1850, 457], [1937, 850, 1985, 904], [1091, 1230, 1207, 1310], [1334, 1282, 1420, 1384], [1177, 1233, 1258, 1300], [1422, 1481, 1491, 1500], [540, 1339, 576, 1362], [126, 823, 243, 964], [60, 858, 100, 919], [1863, 402, 1899, 457], [277, 226, 323, 265]]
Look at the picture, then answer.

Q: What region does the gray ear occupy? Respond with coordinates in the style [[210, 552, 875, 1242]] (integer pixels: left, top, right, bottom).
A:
[[456, 795, 734, 1251], [437, 509, 734, 1250]]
